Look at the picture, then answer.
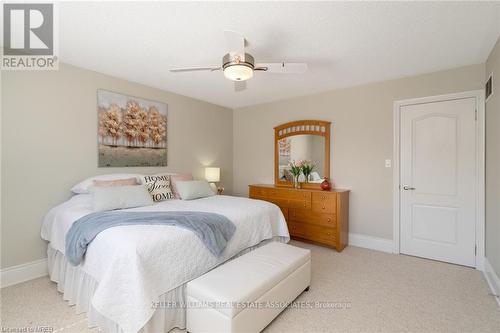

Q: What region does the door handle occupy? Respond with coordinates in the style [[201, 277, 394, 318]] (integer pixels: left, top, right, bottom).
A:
[[402, 185, 416, 191]]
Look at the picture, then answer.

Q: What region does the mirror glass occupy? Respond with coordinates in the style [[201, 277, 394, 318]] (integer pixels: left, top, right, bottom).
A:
[[278, 134, 325, 183]]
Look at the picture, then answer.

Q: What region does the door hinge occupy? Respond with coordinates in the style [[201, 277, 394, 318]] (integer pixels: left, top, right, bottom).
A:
[[475, 108, 478, 121], [475, 244, 477, 256]]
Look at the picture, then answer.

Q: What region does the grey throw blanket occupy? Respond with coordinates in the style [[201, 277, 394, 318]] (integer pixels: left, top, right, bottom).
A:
[[65, 211, 236, 266]]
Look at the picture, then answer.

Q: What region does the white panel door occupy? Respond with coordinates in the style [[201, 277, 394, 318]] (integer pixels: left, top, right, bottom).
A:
[[400, 97, 477, 267]]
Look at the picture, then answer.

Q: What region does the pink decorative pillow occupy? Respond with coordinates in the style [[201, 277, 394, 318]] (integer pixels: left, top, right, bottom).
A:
[[170, 174, 193, 199], [93, 177, 138, 188]]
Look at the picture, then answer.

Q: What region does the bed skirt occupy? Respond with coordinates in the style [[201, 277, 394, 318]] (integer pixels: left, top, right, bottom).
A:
[[47, 237, 286, 333]]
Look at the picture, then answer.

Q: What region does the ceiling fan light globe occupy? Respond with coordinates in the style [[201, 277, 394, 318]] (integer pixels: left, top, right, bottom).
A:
[[223, 65, 253, 81]]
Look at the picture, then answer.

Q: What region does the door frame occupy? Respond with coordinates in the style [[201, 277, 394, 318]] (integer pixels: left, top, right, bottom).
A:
[[393, 90, 485, 270]]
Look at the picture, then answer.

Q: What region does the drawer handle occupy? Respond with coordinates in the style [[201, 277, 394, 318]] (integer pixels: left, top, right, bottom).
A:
[[304, 203, 307, 207], [322, 206, 325, 210], [327, 218, 331, 222], [327, 232, 331, 236]]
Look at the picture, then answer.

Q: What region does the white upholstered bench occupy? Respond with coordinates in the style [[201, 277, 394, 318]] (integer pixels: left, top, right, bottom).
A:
[[186, 242, 311, 333]]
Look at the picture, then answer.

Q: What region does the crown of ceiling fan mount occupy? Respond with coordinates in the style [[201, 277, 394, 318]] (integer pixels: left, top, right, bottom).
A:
[[222, 53, 255, 81]]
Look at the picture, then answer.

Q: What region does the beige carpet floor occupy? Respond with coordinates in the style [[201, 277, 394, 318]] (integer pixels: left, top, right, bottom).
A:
[[1, 241, 499, 333]]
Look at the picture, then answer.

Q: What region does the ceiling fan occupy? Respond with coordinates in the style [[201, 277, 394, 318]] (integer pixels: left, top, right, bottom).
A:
[[169, 31, 308, 91]]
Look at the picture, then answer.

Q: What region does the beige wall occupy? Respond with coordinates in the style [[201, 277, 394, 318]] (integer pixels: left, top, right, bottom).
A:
[[1, 63, 233, 269], [485, 37, 500, 276], [233, 64, 485, 240]]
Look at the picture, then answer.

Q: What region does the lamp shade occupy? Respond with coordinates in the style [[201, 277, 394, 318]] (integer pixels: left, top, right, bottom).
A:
[[205, 167, 220, 182]]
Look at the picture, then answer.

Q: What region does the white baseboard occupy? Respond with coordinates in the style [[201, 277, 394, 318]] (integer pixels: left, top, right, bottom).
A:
[[348, 232, 394, 254], [483, 258, 500, 308], [1, 258, 48, 288]]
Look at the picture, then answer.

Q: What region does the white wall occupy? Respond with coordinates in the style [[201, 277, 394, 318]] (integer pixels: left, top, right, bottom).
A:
[[485, 37, 500, 276], [1, 63, 233, 269], [310, 135, 325, 177], [289, 135, 312, 162], [233, 64, 485, 240]]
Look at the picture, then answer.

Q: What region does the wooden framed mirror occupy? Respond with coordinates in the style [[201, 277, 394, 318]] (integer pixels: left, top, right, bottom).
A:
[[274, 120, 331, 189]]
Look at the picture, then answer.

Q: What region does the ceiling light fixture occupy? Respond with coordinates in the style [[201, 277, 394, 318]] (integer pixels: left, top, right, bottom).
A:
[[222, 53, 254, 81], [169, 31, 308, 92]]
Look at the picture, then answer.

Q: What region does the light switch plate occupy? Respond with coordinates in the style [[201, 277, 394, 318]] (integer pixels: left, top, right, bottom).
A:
[[385, 159, 391, 168]]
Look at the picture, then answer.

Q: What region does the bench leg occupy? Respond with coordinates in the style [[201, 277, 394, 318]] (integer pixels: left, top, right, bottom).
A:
[[304, 286, 310, 292]]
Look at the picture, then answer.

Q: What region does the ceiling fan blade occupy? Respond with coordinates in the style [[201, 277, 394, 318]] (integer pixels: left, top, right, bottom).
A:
[[170, 67, 220, 73], [224, 30, 245, 61], [234, 80, 247, 92], [255, 62, 308, 74]]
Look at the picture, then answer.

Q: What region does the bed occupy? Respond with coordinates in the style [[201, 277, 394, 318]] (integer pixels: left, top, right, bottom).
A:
[[41, 193, 289, 333]]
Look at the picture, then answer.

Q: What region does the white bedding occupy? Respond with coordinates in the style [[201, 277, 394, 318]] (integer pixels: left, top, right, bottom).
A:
[[41, 194, 289, 333]]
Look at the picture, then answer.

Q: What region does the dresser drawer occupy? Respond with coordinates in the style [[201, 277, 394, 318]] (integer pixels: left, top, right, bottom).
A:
[[281, 190, 311, 201], [289, 209, 336, 228], [273, 201, 289, 220], [312, 192, 336, 213], [249, 186, 280, 198], [280, 207, 289, 220], [250, 186, 311, 201], [289, 199, 312, 210], [287, 221, 336, 246], [263, 197, 289, 207]]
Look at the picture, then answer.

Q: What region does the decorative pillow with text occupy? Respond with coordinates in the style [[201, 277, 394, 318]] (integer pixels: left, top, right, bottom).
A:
[[141, 174, 174, 202]]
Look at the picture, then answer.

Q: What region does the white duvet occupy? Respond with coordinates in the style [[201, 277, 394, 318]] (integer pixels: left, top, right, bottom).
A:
[[41, 194, 289, 333]]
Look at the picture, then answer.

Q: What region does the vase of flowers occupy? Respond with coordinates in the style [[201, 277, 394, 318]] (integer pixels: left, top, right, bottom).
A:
[[289, 160, 303, 189], [300, 160, 316, 183]]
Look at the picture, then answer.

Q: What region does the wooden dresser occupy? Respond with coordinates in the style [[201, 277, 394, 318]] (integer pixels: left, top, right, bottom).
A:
[[249, 184, 349, 251]]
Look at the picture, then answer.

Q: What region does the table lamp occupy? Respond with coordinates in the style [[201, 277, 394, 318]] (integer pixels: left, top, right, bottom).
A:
[[205, 167, 222, 194]]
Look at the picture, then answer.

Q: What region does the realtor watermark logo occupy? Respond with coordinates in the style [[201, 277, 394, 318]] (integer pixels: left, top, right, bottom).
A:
[[2, 2, 58, 70]]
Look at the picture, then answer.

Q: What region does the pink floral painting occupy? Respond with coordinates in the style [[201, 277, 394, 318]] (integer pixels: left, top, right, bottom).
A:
[[97, 89, 168, 167]]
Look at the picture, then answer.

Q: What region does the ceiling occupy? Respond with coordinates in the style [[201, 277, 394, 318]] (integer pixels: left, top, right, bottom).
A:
[[57, 1, 499, 108]]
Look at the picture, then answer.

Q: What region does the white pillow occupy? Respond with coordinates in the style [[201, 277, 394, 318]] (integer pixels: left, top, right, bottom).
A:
[[91, 185, 154, 212], [71, 174, 142, 194], [175, 180, 216, 200]]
